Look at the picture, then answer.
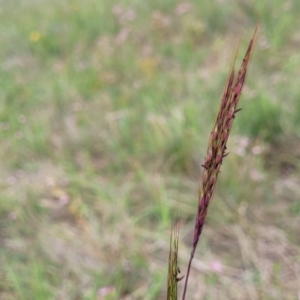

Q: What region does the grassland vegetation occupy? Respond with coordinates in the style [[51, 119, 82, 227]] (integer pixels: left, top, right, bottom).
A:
[[0, 0, 300, 299]]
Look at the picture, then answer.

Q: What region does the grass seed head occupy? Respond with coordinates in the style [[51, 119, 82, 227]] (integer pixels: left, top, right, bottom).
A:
[[181, 26, 258, 300], [167, 222, 182, 300]]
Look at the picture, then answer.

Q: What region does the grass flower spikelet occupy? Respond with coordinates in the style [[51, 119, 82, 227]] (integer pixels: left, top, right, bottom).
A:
[[181, 27, 258, 300]]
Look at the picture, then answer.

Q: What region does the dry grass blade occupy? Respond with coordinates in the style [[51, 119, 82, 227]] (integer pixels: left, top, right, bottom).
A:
[[167, 222, 183, 300], [181, 26, 258, 300]]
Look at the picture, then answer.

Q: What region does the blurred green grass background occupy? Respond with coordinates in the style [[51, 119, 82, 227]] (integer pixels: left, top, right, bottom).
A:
[[0, 1, 300, 299]]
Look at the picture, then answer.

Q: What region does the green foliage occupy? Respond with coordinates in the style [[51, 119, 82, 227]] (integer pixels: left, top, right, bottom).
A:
[[236, 93, 282, 142], [0, 0, 299, 299]]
